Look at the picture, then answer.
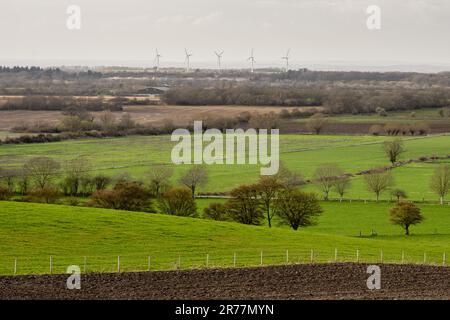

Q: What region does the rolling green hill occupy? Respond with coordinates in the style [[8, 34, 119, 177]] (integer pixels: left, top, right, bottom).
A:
[[0, 201, 448, 275]]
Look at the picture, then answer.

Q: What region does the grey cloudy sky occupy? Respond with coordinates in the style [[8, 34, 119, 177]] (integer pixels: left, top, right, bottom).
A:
[[1, 0, 449, 68]]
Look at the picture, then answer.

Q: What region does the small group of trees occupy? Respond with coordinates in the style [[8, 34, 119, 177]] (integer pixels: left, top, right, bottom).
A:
[[306, 113, 328, 135], [369, 122, 429, 136], [205, 166, 322, 230], [313, 164, 348, 200], [59, 110, 136, 133]]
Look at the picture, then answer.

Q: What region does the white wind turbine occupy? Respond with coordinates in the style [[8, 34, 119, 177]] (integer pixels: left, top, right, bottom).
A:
[[184, 48, 193, 72], [214, 51, 224, 71], [154, 48, 162, 72], [247, 49, 255, 73], [282, 49, 290, 72]]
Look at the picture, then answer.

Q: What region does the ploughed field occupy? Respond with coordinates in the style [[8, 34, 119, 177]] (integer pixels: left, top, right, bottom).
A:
[[1, 133, 450, 200], [1, 263, 449, 300]]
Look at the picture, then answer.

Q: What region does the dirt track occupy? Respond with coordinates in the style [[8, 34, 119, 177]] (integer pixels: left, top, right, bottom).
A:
[[1, 263, 449, 300]]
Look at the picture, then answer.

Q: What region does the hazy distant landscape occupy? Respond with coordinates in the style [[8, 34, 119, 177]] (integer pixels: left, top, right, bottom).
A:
[[1, 0, 450, 301]]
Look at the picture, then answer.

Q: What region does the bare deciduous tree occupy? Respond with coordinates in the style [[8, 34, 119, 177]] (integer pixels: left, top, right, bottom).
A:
[[98, 110, 116, 131], [334, 176, 351, 201], [313, 164, 343, 200], [391, 189, 408, 204], [364, 171, 394, 202], [179, 166, 208, 198], [384, 139, 405, 164], [275, 163, 304, 188], [147, 165, 173, 197], [119, 113, 135, 130], [23, 157, 60, 190], [62, 157, 90, 196], [306, 113, 328, 135], [255, 176, 284, 228], [430, 165, 450, 205]]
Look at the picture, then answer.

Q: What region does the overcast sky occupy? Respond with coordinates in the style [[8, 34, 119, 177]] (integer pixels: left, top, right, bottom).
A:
[[1, 0, 449, 68]]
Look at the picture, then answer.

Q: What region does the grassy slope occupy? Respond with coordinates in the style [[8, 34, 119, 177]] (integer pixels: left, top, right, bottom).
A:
[[1, 134, 449, 200], [0, 201, 448, 275]]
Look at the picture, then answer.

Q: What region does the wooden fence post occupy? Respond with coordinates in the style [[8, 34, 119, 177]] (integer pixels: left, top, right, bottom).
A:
[[49, 256, 53, 274], [14, 258, 17, 276], [233, 252, 236, 268], [117, 256, 120, 273]]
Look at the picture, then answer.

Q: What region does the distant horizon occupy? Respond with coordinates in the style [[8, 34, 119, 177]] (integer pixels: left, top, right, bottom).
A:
[[2, 1, 449, 70], [2, 58, 450, 74]]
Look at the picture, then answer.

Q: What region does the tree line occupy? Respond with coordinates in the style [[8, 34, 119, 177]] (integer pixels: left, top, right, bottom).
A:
[[162, 84, 450, 115]]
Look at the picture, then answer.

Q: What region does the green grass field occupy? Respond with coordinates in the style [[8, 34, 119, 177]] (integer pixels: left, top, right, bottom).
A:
[[1, 133, 449, 200], [0, 200, 448, 275]]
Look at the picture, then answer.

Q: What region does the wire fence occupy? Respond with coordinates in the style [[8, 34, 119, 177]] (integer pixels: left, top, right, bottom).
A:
[[0, 248, 447, 276]]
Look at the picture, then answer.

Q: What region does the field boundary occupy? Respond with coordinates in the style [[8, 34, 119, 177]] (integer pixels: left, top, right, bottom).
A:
[[1, 248, 447, 276]]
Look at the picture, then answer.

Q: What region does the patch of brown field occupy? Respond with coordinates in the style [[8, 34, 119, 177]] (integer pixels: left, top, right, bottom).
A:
[[0, 106, 320, 131], [123, 105, 321, 126]]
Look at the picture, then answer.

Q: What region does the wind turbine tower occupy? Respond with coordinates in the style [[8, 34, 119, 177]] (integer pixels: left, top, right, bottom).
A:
[[248, 49, 255, 73], [282, 49, 290, 72], [154, 49, 162, 72], [215, 51, 224, 71], [185, 48, 193, 72]]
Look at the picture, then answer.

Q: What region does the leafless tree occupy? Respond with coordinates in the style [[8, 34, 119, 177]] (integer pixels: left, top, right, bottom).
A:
[[147, 165, 173, 197], [119, 113, 135, 130], [334, 176, 351, 201], [275, 163, 304, 188], [306, 113, 328, 135], [62, 157, 91, 196], [313, 164, 343, 200], [364, 171, 394, 202], [0, 169, 19, 192], [430, 165, 450, 205], [23, 157, 60, 189], [384, 139, 405, 164], [98, 110, 116, 131], [179, 166, 208, 198]]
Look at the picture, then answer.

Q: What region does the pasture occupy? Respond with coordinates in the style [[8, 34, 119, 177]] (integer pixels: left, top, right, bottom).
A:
[[1, 133, 449, 201], [0, 201, 448, 275]]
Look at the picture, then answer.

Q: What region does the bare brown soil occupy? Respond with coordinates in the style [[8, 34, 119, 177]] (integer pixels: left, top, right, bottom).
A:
[[1, 263, 448, 300]]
